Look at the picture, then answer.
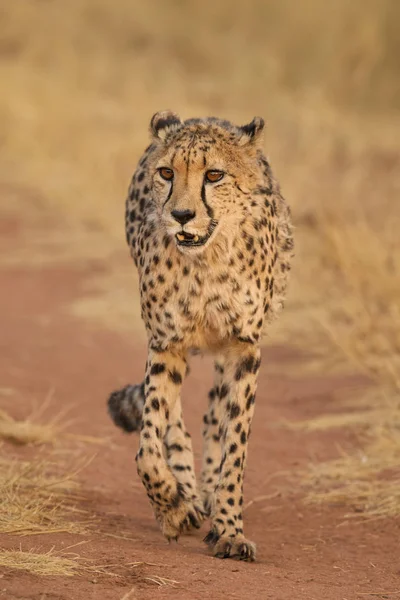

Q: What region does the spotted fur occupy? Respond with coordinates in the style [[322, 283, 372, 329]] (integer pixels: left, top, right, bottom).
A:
[[107, 111, 294, 561]]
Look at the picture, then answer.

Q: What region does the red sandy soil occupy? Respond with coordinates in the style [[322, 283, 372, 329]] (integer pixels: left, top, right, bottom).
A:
[[0, 214, 399, 600]]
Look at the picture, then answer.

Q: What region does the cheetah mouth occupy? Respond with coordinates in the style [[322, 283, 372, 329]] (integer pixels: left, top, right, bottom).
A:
[[175, 221, 218, 248]]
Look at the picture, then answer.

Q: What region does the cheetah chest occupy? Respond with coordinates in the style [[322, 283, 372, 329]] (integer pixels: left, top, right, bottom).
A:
[[139, 249, 265, 349]]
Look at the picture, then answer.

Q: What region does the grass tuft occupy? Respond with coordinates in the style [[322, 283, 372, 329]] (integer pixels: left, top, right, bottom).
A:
[[0, 408, 61, 446], [301, 390, 400, 517], [0, 456, 93, 535], [0, 546, 124, 577], [0, 547, 83, 577], [0, 406, 108, 447]]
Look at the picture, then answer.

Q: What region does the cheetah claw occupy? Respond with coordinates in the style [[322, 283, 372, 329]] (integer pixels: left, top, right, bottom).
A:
[[204, 528, 256, 562], [181, 506, 206, 532]]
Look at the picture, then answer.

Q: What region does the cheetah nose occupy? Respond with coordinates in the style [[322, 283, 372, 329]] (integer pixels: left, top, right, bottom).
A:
[[171, 209, 196, 225]]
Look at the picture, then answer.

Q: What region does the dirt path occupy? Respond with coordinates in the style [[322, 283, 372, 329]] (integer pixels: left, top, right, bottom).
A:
[[0, 215, 398, 600]]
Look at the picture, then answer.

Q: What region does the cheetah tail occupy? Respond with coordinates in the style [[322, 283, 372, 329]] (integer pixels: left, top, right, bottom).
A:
[[107, 383, 145, 433]]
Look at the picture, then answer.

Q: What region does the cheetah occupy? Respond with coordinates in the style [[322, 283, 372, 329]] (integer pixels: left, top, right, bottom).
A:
[[107, 111, 294, 561]]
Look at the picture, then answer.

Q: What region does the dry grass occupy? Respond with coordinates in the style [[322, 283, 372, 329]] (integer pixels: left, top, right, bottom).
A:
[[0, 547, 91, 577], [308, 427, 400, 486], [0, 546, 128, 577], [308, 479, 400, 520], [0, 546, 179, 583], [304, 429, 400, 519], [0, 404, 108, 447], [0, 456, 92, 535], [315, 220, 400, 389], [144, 575, 180, 587], [0, 406, 104, 544], [299, 381, 400, 511], [286, 409, 386, 434], [0, 408, 62, 446], [293, 217, 400, 516], [0, 547, 84, 577], [273, 143, 400, 517]]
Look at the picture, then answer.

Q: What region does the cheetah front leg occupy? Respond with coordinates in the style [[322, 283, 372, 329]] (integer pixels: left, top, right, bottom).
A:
[[204, 344, 261, 561], [136, 348, 205, 541], [164, 400, 204, 531], [200, 358, 225, 515]]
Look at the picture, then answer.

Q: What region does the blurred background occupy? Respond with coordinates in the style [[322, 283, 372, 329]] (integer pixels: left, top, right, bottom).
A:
[[1, 0, 399, 386]]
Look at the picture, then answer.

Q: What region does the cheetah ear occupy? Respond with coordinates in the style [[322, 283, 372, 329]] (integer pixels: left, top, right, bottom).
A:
[[150, 110, 182, 142], [237, 117, 265, 147]]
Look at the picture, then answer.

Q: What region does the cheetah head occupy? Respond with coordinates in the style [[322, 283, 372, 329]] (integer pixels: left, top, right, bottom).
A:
[[148, 111, 265, 254]]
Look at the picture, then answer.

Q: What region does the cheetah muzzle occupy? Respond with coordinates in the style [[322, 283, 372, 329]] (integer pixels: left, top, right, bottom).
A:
[[175, 219, 218, 248], [106, 110, 294, 562]]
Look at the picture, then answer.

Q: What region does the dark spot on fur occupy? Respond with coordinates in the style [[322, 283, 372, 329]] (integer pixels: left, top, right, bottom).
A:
[[229, 404, 240, 419], [150, 363, 166, 376], [169, 369, 183, 385]]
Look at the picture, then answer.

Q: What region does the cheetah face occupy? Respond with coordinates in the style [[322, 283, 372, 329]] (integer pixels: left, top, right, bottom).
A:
[[153, 162, 221, 252], [149, 111, 265, 254]]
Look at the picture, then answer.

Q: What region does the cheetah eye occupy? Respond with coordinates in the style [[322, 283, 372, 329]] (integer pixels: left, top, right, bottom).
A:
[[159, 167, 174, 181], [205, 170, 224, 183]]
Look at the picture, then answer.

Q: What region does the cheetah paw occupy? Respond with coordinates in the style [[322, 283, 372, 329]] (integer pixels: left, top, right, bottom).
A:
[[204, 528, 256, 561], [159, 498, 206, 541]]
